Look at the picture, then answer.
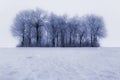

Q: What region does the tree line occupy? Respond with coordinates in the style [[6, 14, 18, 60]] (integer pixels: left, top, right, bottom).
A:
[[11, 9, 106, 47]]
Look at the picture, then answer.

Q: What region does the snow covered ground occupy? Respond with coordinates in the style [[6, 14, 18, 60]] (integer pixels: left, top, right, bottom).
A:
[[0, 48, 120, 80]]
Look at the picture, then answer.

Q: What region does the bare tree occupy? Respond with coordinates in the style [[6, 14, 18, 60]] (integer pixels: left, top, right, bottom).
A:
[[11, 10, 33, 47], [11, 8, 106, 47], [85, 15, 106, 47], [11, 9, 47, 47]]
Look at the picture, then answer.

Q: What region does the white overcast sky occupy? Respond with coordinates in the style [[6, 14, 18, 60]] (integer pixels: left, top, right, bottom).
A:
[[0, 0, 120, 47]]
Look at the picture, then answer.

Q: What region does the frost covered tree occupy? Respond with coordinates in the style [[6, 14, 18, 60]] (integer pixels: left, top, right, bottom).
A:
[[76, 18, 88, 47], [47, 13, 67, 47], [30, 9, 47, 47], [11, 9, 47, 47], [48, 13, 57, 47], [67, 17, 78, 47], [48, 13, 65, 47], [11, 8, 106, 47], [59, 15, 67, 47], [67, 16, 87, 47], [11, 10, 33, 47], [84, 15, 106, 47]]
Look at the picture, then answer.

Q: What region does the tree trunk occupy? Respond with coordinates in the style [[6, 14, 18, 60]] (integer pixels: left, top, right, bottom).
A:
[[91, 34, 93, 47], [79, 32, 84, 47], [21, 35, 24, 47], [69, 32, 72, 47], [36, 23, 39, 47]]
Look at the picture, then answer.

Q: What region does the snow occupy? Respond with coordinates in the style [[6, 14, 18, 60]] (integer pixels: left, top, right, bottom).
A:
[[0, 48, 120, 80]]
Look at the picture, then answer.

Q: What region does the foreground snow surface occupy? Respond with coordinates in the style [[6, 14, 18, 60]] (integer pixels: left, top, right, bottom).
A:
[[0, 48, 120, 80]]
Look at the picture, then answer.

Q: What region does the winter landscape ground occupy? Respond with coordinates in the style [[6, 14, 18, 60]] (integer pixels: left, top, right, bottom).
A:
[[0, 48, 120, 80]]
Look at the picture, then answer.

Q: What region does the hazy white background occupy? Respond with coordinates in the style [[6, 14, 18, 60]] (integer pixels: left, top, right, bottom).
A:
[[0, 0, 120, 47]]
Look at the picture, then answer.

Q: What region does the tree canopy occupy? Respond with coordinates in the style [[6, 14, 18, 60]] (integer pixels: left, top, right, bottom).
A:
[[11, 9, 106, 47]]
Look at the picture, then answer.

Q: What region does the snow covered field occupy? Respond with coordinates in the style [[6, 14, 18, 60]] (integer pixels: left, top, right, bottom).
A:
[[0, 48, 120, 80]]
